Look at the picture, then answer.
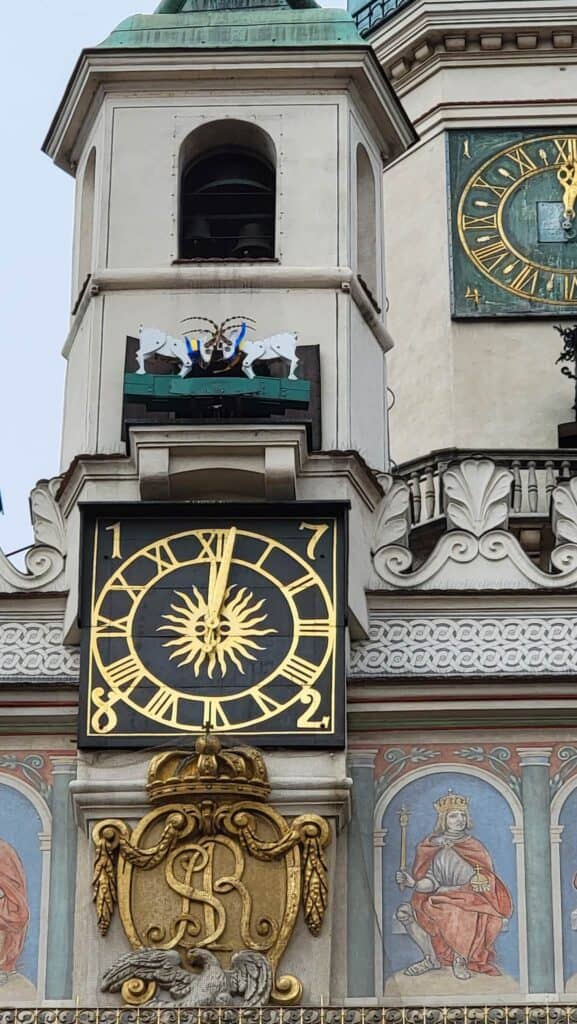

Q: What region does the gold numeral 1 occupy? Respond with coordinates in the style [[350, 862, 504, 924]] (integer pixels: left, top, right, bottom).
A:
[[105, 522, 122, 559]]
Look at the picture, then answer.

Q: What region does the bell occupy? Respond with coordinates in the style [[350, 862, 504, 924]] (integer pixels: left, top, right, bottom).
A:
[[231, 222, 272, 259], [183, 215, 213, 257]]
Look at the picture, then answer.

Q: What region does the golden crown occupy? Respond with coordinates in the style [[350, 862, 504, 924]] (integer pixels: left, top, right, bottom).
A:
[[433, 791, 469, 815], [146, 732, 271, 805]]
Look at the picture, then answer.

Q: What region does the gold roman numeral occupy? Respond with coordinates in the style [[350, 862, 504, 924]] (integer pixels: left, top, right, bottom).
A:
[[462, 214, 498, 230], [142, 541, 179, 574], [507, 146, 537, 176], [286, 572, 317, 597], [252, 690, 284, 717], [564, 275, 577, 302], [197, 531, 228, 562], [472, 239, 509, 271], [510, 263, 540, 295], [105, 655, 144, 695], [299, 619, 332, 637], [282, 655, 319, 688], [108, 572, 145, 602], [144, 687, 179, 725], [94, 614, 130, 638], [473, 175, 507, 198], [554, 137, 577, 164]]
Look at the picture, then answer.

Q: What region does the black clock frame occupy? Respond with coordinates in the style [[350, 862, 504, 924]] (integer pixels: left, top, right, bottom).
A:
[[77, 501, 348, 750]]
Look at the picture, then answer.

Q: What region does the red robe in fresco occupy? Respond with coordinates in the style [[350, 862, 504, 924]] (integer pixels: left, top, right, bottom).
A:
[[0, 841, 29, 972], [411, 835, 513, 975]]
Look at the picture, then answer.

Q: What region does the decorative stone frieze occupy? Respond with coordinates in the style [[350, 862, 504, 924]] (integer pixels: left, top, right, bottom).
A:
[[350, 613, 577, 677], [0, 621, 79, 682]]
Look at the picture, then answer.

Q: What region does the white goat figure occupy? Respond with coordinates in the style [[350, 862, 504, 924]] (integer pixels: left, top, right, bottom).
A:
[[218, 328, 299, 380], [136, 326, 211, 377]]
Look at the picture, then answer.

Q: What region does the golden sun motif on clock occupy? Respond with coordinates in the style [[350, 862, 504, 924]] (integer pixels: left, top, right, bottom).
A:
[[457, 133, 577, 307], [159, 586, 276, 677]]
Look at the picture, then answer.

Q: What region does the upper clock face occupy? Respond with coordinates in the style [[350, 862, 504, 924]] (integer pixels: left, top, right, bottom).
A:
[[78, 503, 346, 748], [449, 130, 577, 317]]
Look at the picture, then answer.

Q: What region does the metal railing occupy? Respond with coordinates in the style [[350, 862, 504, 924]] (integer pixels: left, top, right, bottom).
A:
[[352, 0, 412, 36], [394, 448, 577, 529]]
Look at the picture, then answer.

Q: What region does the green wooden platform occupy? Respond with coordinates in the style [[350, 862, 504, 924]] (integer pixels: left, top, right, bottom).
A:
[[124, 372, 311, 406]]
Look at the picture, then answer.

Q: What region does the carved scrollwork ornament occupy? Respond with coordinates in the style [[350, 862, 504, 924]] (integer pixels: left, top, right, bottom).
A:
[[93, 737, 331, 1006]]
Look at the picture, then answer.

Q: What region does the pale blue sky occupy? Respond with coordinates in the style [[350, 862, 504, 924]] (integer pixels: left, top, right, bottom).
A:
[[0, 0, 346, 559]]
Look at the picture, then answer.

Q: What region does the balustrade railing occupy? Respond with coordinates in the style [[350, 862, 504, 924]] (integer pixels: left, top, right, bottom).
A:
[[352, 0, 412, 35], [394, 449, 577, 530]]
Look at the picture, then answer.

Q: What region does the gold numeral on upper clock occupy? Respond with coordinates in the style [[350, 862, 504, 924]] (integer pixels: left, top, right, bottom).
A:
[[472, 239, 509, 271], [564, 275, 577, 302], [507, 146, 537, 177], [472, 175, 507, 198], [286, 572, 317, 597], [255, 541, 275, 569], [283, 654, 318, 687], [296, 689, 329, 730], [105, 655, 144, 694], [462, 214, 497, 230], [509, 263, 539, 295], [554, 137, 577, 165], [105, 522, 122, 559], [142, 541, 179, 574], [300, 619, 332, 637], [144, 687, 179, 725], [299, 522, 329, 560]]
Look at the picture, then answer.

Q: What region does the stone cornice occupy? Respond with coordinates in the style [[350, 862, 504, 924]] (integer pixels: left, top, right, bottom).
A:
[[43, 47, 415, 173], [365, 0, 577, 91]]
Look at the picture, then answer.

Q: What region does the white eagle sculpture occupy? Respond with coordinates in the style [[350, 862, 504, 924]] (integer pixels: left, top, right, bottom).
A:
[[101, 947, 273, 1007]]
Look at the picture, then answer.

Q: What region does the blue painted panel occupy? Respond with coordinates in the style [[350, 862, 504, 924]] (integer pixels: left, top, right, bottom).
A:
[[0, 784, 42, 986], [380, 772, 518, 981], [558, 790, 577, 985]]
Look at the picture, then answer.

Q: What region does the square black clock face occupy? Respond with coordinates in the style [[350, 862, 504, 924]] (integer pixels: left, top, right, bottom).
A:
[[78, 502, 347, 748]]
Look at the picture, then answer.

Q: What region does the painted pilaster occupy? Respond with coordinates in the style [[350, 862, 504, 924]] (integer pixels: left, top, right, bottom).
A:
[[518, 747, 555, 993], [45, 756, 78, 1000], [346, 749, 377, 998]]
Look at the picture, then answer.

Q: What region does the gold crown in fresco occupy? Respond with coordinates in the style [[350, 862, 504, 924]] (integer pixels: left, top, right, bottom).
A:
[[146, 732, 271, 804], [433, 790, 469, 815]]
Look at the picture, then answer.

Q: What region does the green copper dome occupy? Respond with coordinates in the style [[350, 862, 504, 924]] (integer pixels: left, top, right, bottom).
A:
[[98, 0, 366, 50]]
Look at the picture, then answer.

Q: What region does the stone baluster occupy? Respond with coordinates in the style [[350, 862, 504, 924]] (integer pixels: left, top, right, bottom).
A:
[[347, 749, 378, 998], [517, 747, 555, 994], [545, 460, 555, 508], [422, 468, 435, 522], [512, 460, 522, 512], [410, 472, 421, 524], [527, 461, 538, 512]]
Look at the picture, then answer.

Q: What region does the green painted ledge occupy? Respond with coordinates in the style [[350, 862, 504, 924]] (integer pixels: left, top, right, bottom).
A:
[[98, 8, 365, 49], [124, 372, 311, 406]]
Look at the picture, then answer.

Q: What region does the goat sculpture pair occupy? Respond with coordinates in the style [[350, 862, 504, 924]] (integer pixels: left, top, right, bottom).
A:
[[136, 316, 299, 380]]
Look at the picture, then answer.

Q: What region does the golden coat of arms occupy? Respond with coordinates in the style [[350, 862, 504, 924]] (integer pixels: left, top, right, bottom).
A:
[[92, 734, 331, 1006]]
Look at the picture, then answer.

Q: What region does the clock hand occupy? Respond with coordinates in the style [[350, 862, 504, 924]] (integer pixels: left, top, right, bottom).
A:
[[557, 160, 577, 230], [205, 528, 237, 648]]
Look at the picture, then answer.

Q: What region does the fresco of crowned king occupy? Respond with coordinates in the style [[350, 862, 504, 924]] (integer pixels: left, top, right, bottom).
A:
[[379, 771, 520, 998]]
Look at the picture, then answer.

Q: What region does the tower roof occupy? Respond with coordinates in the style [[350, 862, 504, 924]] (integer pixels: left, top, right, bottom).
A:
[[98, 0, 366, 50]]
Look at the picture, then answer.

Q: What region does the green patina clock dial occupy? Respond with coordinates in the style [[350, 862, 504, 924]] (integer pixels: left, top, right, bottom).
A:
[[449, 129, 577, 317]]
